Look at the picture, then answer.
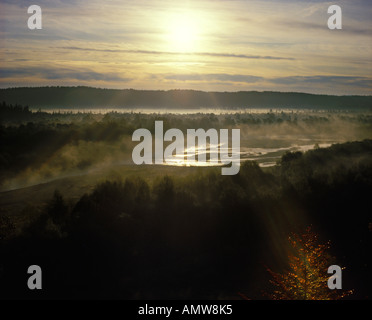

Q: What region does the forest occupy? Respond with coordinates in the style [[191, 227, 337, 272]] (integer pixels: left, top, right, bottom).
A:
[[1, 87, 372, 109], [0, 102, 371, 299]]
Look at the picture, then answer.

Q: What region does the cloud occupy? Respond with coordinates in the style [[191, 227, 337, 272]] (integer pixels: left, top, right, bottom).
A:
[[1, 65, 370, 92], [0, 67, 132, 82], [0, 0, 78, 8], [279, 20, 372, 36], [162, 73, 263, 83], [154, 73, 372, 89], [56, 46, 295, 61], [270, 75, 372, 88]]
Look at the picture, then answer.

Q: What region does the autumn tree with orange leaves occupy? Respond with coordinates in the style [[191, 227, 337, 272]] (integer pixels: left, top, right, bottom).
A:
[[266, 227, 353, 300]]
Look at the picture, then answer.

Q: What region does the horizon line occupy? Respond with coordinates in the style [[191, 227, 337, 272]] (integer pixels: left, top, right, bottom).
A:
[[1, 86, 371, 97]]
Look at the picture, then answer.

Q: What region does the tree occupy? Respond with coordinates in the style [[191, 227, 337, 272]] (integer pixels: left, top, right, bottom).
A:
[[266, 227, 353, 300], [48, 190, 69, 226], [153, 175, 174, 208], [0, 215, 15, 241]]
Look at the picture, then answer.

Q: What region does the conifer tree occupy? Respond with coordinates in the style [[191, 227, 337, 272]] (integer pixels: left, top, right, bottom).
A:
[[267, 227, 353, 300]]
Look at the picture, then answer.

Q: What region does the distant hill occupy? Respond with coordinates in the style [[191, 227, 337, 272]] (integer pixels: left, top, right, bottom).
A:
[[0, 87, 371, 110]]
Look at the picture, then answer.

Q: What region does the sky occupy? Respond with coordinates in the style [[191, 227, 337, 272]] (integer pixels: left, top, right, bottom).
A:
[[0, 0, 371, 94]]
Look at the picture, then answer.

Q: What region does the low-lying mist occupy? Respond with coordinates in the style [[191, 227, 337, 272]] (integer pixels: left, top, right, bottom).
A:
[[1, 109, 371, 191]]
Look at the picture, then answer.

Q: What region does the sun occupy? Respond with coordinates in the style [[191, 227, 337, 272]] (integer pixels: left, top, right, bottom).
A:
[[167, 13, 200, 52]]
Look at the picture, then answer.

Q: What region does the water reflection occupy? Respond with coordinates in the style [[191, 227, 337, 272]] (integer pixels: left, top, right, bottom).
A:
[[162, 143, 333, 168]]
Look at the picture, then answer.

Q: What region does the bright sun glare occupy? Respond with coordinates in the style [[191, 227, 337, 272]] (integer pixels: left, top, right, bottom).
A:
[[167, 14, 199, 52]]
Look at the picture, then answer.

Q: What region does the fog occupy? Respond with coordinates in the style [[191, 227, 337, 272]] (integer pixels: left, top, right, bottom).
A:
[[1, 109, 371, 191]]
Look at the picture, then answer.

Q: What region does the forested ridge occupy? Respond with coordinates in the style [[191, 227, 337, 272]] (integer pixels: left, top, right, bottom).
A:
[[1, 87, 371, 109]]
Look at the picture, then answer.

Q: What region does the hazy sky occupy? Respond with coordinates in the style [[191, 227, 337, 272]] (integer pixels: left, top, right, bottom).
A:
[[1, 0, 371, 94]]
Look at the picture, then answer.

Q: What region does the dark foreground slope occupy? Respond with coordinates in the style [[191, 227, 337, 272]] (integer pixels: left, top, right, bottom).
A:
[[0, 140, 371, 299]]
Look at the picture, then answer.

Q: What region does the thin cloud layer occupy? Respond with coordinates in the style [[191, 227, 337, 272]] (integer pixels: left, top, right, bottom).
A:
[[56, 46, 295, 60], [0, 67, 131, 82]]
